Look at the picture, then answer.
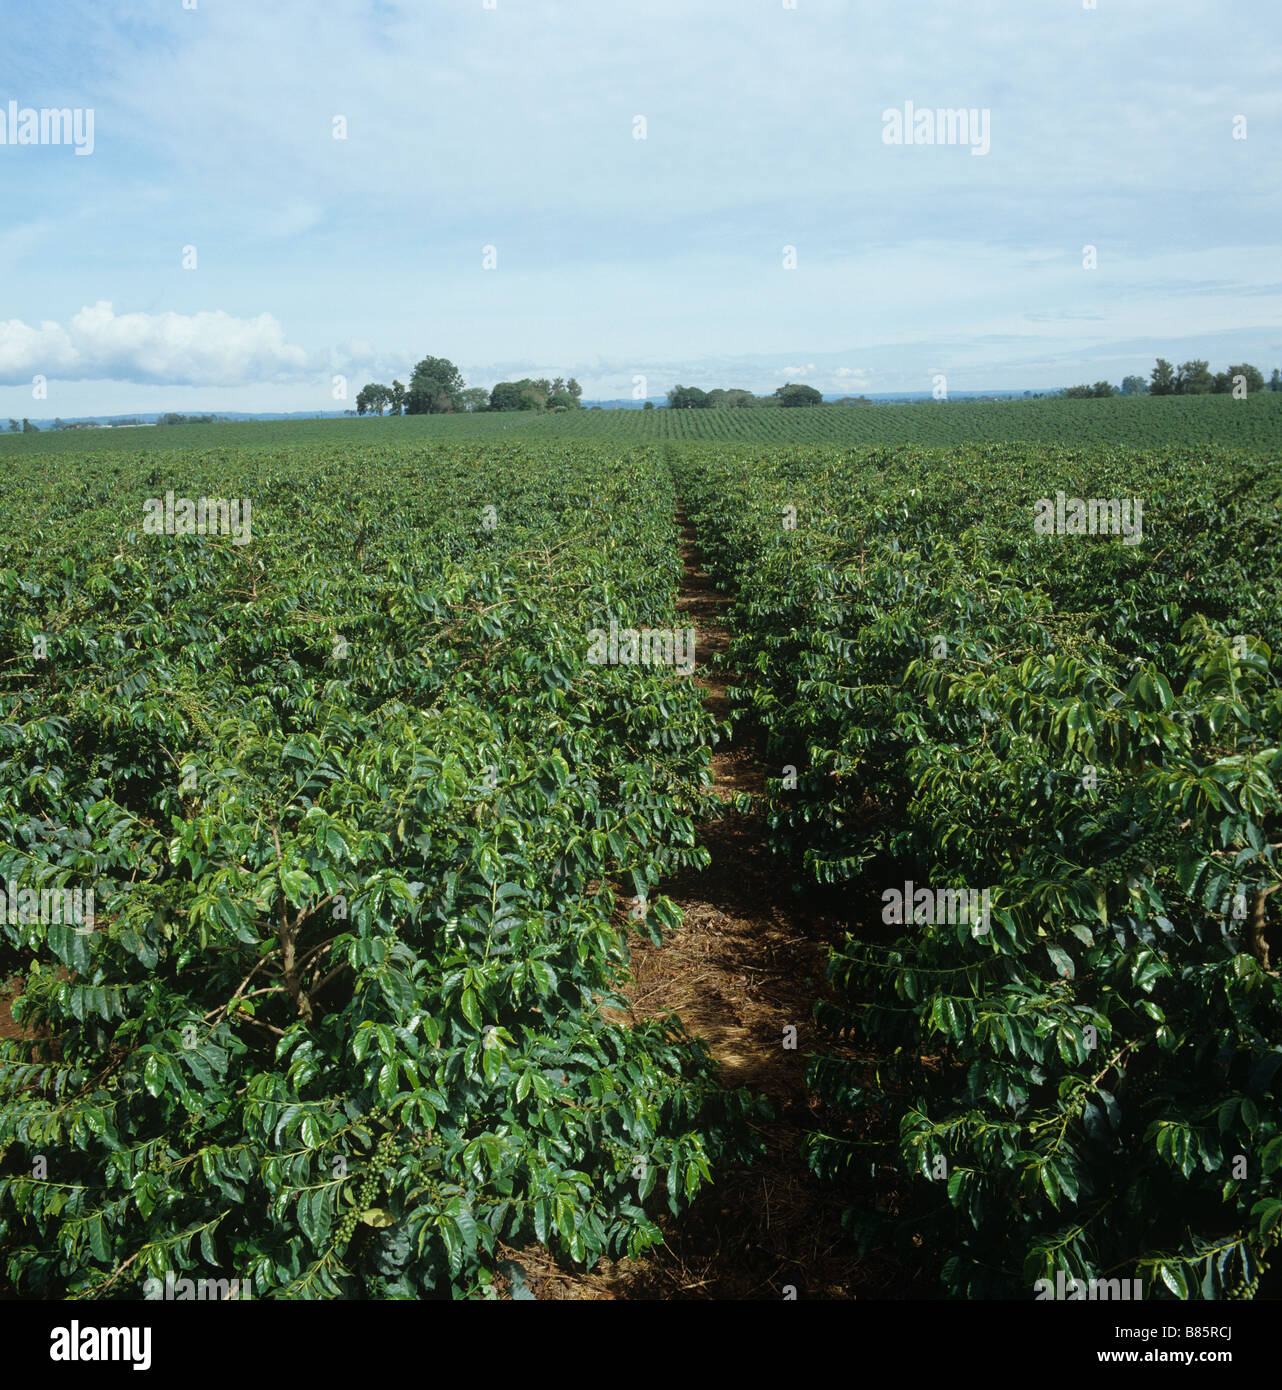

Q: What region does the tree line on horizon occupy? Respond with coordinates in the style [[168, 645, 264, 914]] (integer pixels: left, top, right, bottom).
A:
[[667, 383, 833, 408], [355, 356, 583, 416], [1061, 359, 1280, 399], [347, 351, 1282, 420], [357, 361, 867, 414]]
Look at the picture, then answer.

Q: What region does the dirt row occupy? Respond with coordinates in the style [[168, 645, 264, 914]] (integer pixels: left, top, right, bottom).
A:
[[513, 510, 916, 1299]]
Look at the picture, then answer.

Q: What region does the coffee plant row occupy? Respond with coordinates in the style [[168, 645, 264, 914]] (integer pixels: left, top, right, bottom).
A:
[[550, 392, 1282, 452], [0, 441, 763, 1298], [679, 442, 1282, 1299], [3, 389, 1279, 458]]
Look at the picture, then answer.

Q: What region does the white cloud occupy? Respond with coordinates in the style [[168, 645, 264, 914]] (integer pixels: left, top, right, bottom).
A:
[[0, 302, 311, 386], [779, 363, 817, 378]]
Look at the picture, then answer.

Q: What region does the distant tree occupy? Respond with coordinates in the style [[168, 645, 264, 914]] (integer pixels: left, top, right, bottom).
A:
[[390, 380, 407, 415], [775, 384, 823, 407], [502, 377, 542, 409], [1150, 358, 1177, 395], [406, 355, 465, 414], [1120, 375, 1147, 396], [484, 374, 579, 409], [1212, 363, 1265, 394], [642, 400, 654, 410], [1093, 381, 1119, 397], [833, 395, 874, 406], [22, 418, 39, 432], [487, 377, 578, 411], [355, 383, 392, 416], [461, 387, 489, 412], [7, 419, 18, 432], [1175, 360, 1213, 395], [1270, 368, 1281, 392], [490, 380, 548, 411], [668, 385, 710, 409]]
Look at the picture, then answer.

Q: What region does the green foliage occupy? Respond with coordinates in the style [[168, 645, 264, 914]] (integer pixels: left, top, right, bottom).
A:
[[1176, 360, 1214, 395], [489, 382, 534, 412], [704, 389, 755, 409], [3, 392, 1280, 456], [355, 384, 393, 417], [490, 377, 582, 413], [0, 441, 763, 1299], [775, 384, 823, 407], [1213, 365, 1266, 395], [1061, 383, 1118, 399], [406, 356, 466, 414], [681, 441, 1282, 1299], [1151, 360, 1177, 396]]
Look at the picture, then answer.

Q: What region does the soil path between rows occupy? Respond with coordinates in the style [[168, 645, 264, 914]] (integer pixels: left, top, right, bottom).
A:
[[527, 509, 878, 1299]]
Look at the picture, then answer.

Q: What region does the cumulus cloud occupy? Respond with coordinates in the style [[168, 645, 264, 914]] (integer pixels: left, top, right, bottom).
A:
[[0, 302, 311, 386], [779, 363, 817, 379]]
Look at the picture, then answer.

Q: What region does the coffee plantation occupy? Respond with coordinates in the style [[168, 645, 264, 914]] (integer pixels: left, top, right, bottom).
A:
[[1, 421, 1278, 1301], [677, 441, 1281, 1300], [0, 441, 764, 1298]]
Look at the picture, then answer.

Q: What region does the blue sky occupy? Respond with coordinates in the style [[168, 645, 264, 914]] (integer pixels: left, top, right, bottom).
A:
[[1, 0, 1279, 414]]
